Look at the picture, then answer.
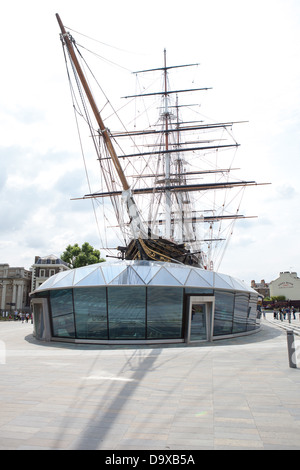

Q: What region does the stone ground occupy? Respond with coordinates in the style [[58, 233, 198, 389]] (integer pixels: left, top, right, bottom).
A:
[[0, 312, 300, 450]]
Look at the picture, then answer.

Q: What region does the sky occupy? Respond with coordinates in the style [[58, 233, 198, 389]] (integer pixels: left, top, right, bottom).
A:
[[1, 0, 300, 285]]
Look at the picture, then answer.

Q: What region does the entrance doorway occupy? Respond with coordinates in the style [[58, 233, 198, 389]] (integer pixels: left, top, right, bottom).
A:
[[186, 296, 214, 343]]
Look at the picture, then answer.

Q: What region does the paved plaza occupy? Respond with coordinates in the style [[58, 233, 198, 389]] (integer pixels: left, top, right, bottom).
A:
[[0, 313, 300, 450]]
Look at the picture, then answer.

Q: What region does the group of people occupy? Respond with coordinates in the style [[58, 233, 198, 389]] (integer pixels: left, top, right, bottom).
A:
[[273, 306, 297, 321], [0, 311, 33, 323], [14, 311, 32, 323]]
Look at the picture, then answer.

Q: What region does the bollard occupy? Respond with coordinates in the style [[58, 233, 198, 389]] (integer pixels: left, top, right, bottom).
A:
[[287, 330, 297, 368]]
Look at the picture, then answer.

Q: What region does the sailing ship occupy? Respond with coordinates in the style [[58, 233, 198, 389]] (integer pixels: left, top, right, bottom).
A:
[[56, 14, 261, 271]]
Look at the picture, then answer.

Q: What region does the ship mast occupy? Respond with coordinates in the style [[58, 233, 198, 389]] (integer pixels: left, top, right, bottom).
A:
[[55, 13, 146, 240], [163, 49, 172, 239]]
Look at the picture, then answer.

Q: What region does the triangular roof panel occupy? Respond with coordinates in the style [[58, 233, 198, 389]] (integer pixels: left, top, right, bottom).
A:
[[185, 269, 212, 287], [214, 273, 234, 290], [73, 266, 97, 285], [131, 264, 162, 284], [100, 263, 126, 284], [148, 267, 181, 286], [167, 266, 191, 285], [51, 270, 75, 288], [110, 266, 145, 285], [75, 267, 106, 286]]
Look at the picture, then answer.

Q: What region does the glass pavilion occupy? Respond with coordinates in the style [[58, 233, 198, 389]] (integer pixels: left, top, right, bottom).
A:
[[30, 260, 261, 344]]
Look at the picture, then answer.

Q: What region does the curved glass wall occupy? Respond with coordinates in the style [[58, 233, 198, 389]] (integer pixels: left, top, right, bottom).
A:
[[31, 261, 260, 343], [31, 285, 260, 342]]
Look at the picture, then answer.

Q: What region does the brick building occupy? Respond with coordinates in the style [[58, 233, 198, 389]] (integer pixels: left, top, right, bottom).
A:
[[31, 255, 69, 292]]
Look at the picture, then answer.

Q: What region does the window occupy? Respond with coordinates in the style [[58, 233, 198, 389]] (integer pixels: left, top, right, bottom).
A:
[[147, 287, 183, 339], [247, 293, 259, 331], [233, 293, 249, 333], [213, 291, 234, 336], [107, 287, 146, 339], [74, 287, 108, 339], [50, 289, 75, 338]]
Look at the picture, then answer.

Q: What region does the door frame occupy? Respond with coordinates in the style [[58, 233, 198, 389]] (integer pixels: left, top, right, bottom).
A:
[[186, 296, 215, 343]]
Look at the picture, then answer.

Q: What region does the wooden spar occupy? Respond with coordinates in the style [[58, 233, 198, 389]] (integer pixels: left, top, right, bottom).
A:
[[80, 180, 260, 199], [55, 13, 129, 192]]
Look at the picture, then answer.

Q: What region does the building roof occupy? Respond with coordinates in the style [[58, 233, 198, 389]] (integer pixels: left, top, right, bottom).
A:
[[33, 260, 256, 294]]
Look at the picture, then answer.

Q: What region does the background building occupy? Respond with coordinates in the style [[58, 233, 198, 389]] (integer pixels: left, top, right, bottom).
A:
[[0, 263, 32, 313], [269, 271, 300, 302], [31, 255, 69, 292], [251, 279, 270, 298]]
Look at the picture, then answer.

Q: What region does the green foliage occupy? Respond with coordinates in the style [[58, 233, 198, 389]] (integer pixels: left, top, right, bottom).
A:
[[271, 295, 286, 301], [61, 242, 105, 269]]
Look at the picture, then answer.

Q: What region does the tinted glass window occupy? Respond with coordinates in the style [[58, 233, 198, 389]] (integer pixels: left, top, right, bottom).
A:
[[213, 291, 234, 336], [74, 287, 108, 339], [233, 293, 249, 333], [50, 289, 75, 338], [147, 287, 183, 339], [107, 287, 146, 339]]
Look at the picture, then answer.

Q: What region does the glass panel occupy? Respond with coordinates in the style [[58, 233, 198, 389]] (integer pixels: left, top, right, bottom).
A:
[[74, 287, 108, 339], [51, 270, 74, 288], [107, 287, 146, 339], [110, 267, 145, 285], [214, 274, 234, 290], [185, 288, 214, 295], [50, 289, 75, 338], [233, 292, 249, 333], [185, 270, 211, 287], [132, 264, 161, 284], [75, 268, 106, 287], [167, 266, 191, 285], [231, 277, 250, 291], [148, 268, 181, 286], [213, 290, 234, 336], [190, 303, 207, 341], [73, 266, 97, 285], [101, 264, 127, 284], [147, 287, 183, 339], [247, 293, 259, 331], [51, 270, 72, 287], [201, 270, 215, 287]]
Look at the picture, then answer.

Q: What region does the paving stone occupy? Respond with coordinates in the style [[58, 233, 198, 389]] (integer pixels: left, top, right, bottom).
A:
[[1, 314, 300, 450]]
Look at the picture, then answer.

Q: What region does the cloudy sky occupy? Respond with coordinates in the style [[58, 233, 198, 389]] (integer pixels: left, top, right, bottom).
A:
[[1, 0, 300, 285]]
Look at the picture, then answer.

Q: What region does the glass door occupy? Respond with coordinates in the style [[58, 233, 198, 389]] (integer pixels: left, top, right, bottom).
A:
[[190, 303, 207, 341]]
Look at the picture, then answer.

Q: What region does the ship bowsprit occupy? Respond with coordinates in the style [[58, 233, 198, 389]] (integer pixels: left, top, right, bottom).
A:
[[117, 238, 202, 267]]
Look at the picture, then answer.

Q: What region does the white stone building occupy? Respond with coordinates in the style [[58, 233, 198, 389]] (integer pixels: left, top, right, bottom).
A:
[[0, 264, 32, 312], [269, 271, 300, 301]]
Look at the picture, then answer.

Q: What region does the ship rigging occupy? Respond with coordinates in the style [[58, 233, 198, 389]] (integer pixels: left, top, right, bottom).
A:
[[56, 14, 265, 270]]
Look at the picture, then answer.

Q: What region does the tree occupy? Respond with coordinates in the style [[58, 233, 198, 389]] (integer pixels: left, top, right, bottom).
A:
[[61, 242, 105, 269]]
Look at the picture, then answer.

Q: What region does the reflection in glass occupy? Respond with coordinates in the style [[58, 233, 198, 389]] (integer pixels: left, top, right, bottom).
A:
[[213, 290, 234, 336], [247, 293, 258, 331], [190, 303, 207, 341], [233, 293, 249, 333], [147, 287, 183, 339], [50, 289, 75, 338], [74, 287, 108, 339], [108, 287, 146, 339]]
